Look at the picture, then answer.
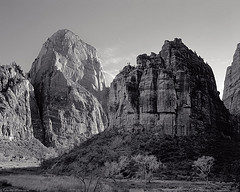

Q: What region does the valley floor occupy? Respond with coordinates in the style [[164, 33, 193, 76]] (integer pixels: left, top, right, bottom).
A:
[[0, 168, 238, 192]]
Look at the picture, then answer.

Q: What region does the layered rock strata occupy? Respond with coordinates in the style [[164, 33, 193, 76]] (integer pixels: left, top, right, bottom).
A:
[[29, 29, 108, 150], [108, 38, 229, 135], [0, 63, 41, 140]]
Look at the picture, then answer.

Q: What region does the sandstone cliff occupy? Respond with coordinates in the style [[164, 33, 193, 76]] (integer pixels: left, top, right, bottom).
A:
[[108, 38, 229, 135], [0, 62, 41, 140], [29, 29, 108, 150]]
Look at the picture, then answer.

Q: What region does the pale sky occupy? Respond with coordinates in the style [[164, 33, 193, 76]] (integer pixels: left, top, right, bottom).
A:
[[0, 0, 240, 96]]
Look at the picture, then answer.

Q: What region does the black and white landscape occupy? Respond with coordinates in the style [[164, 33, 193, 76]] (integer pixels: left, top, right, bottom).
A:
[[0, 0, 240, 191]]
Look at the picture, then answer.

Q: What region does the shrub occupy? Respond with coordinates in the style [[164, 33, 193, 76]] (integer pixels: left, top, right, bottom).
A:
[[132, 154, 161, 182], [192, 156, 214, 181], [105, 154, 161, 182]]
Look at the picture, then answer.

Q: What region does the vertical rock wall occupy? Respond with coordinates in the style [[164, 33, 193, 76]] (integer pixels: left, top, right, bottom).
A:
[[108, 39, 230, 135], [223, 43, 240, 115], [223, 43, 240, 132]]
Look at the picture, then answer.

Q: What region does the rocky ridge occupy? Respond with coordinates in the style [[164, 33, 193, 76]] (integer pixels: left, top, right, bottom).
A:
[[29, 29, 108, 150], [108, 38, 230, 135]]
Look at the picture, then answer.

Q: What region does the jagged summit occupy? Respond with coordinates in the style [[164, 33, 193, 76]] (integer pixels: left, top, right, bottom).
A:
[[119, 38, 208, 78], [164, 38, 183, 45]]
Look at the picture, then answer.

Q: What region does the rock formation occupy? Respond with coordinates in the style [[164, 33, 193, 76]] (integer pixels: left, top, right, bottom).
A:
[[108, 38, 230, 135], [223, 43, 240, 115], [29, 29, 108, 150], [222, 43, 240, 132], [0, 62, 41, 140]]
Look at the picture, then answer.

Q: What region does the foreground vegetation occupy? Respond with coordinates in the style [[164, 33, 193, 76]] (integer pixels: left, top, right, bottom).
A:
[[42, 127, 240, 182]]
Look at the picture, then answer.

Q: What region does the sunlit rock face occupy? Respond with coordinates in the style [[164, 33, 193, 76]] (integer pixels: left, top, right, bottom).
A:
[[30, 29, 106, 95], [108, 38, 229, 135], [223, 43, 240, 115], [0, 63, 41, 140], [29, 29, 108, 150], [222, 43, 240, 132]]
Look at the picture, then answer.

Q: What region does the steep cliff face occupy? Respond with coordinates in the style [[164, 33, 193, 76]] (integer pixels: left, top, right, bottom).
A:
[[223, 43, 240, 115], [109, 38, 229, 135], [0, 63, 41, 140], [222, 43, 240, 132], [29, 29, 108, 150]]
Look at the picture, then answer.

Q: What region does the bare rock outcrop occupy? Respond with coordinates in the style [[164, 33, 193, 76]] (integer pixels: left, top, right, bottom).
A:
[[108, 38, 229, 135], [29, 29, 108, 150]]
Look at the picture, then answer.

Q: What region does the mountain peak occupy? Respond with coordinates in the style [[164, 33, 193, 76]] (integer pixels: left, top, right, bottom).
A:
[[30, 29, 105, 91], [49, 29, 81, 43], [29, 30, 108, 150], [42, 29, 96, 56]]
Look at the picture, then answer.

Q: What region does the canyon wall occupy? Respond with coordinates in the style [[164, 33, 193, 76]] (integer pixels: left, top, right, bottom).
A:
[[108, 38, 230, 135]]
